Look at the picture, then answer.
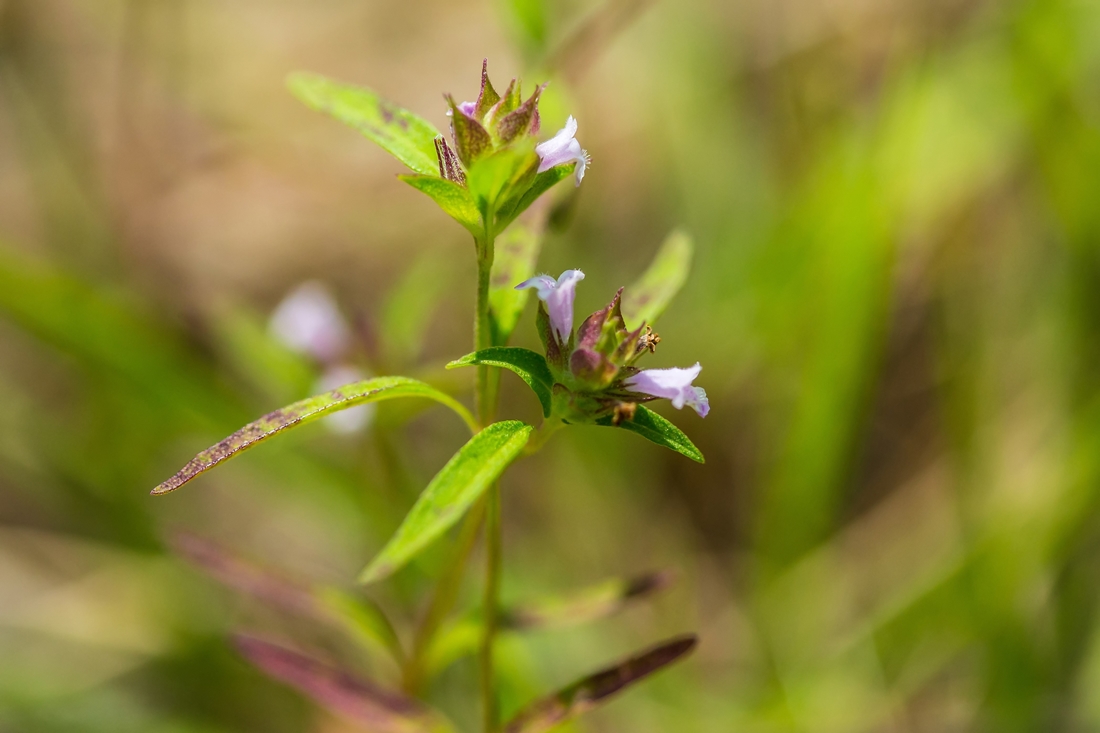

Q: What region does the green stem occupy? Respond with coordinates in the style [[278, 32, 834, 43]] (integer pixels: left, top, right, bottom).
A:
[[475, 235, 495, 424], [481, 481, 502, 733]]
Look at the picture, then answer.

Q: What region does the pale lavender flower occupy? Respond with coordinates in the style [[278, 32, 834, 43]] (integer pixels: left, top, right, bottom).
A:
[[317, 365, 375, 434], [535, 116, 589, 186], [515, 269, 585, 342], [624, 363, 710, 417], [269, 281, 350, 363]]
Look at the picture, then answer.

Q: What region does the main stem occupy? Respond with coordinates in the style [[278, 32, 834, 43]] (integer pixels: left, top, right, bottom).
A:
[[475, 231, 501, 733]]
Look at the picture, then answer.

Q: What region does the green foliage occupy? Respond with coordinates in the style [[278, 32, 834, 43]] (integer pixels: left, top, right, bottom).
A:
[[489, 219, 544, 345], [400, 175, 483, 236], [359, 421, 534, 584], [621, 229, 694, 328], [152, 377, 477, 494], [287, 72, 442, 176], [447, 348, 554, 417], [315, 588, 406, 668], [596, 405, 704, 463], [502, 636, 697, 733]]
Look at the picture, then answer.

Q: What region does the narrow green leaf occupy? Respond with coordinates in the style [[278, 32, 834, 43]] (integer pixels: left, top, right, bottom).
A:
[[359, 421, 534, 584], [152, 377, 477, 495], [447, 348, 554, 417], [595, 404, 704, 463], [489, 220, 544, 345], [467, 146, 538, 223], [400, 175, 482, 236], [621, 229, 694, 328], [316, 588, 406, 667], [504, 571, 675, 630], [235, 636, 456, 733], [288, 71, 442, 176], [503, 635, 698, 733]]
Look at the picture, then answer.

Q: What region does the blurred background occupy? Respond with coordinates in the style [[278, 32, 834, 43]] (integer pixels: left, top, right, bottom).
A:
[[3, 0, 1100, 730]]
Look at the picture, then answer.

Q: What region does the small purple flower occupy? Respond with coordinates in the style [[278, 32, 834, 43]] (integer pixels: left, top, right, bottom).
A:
[[515, 269, 585, 342], [624, 363, 710, 417], [536, 116, 589, 186], [269, 281, 349, 364]]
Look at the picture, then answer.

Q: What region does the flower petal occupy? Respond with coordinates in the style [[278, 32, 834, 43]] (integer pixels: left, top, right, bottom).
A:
[[516, 269, 585, 342], [623, 363, 709, 417]]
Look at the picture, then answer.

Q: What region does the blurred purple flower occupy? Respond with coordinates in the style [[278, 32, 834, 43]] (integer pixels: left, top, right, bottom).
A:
[[624, 363, 710, 417], [515, 269, 585, 342], [269, 281, 349, 363], [536, 116, 589, 186]]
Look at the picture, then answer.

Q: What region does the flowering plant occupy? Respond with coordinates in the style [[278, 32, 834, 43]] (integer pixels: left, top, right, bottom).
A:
[[152, 60, 706, 732]]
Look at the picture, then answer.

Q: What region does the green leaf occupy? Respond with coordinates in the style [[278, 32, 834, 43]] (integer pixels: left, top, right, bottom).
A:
[[504, 571, 675, 630], [235, 636, 456, 733], [288, 71, 442, 176], [621, 229, 694, 328], [399, 175, 482, 235], [495, 164, 574, 233], [503, 635, 697, 733], [316, 588, 405, 667], [379, 252, 454, 367], [595, 405, 704, 463], [152, 377, 477, 495], [359, 421, 534, 584], [447, 348, 554, 417], [468, 147, 538, 223], [489, 220, 544, 345]]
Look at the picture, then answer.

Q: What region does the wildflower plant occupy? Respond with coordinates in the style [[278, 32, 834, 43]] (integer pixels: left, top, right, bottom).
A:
[[153, 61, 705, 732]]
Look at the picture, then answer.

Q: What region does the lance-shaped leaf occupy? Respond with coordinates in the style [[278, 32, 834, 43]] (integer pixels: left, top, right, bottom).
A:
[[235, 636, 455, 733], [359, 421, 534, 584], [595, 404, 704, 463], [504, 571, 675, 630], [489, 218, 545, 345], [152, 377, 477, 495], [400, 175, 482, 236], [621, 229, 694, 328], [288, 72, 442, 177], [447, 348, 554, 417], [173, 533, 406, 666], [467, 146, 539, 224], [503, 635, 698, 733]]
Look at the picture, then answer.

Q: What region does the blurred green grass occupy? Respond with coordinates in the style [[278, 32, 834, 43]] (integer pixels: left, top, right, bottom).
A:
[[3, 0, 1100, 730]]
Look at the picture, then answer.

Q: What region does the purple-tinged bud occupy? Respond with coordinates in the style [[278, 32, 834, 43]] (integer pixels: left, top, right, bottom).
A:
[[515, 269, 584, 343], [498, 83, 546, 144], [623, 363, 710, 417], [536, 116, 589, 186], [474, 59, 501, 119], [445, 94, 492, 166]]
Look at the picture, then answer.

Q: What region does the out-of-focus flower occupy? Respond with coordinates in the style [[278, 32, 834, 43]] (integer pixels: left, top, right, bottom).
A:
[[515, 269, 585, 342], [317, 365, 375, 435], [536, 116, 589, 186], [624, 364, 710, 417], [269, 282, 349, 364]]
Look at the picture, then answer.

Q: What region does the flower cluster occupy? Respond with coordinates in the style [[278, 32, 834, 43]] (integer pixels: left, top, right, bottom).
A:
[[438, 60, 589, 189], [516, 270, 709, 423]]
